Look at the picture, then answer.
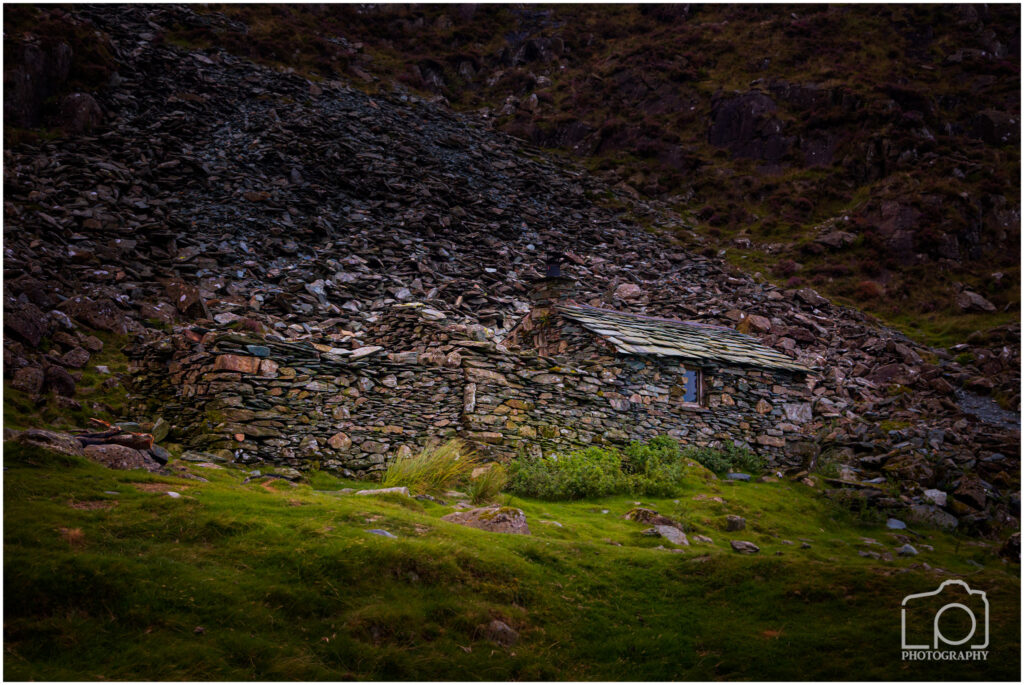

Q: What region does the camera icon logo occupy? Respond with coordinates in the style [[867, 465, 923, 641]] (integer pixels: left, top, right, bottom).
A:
[[902, 579, 989, 650]]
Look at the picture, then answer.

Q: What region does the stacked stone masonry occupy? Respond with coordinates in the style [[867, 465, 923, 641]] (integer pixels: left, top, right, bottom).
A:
[[131, 325, 816, 478]]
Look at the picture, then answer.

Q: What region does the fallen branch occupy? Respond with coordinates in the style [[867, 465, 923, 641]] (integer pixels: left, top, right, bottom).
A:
[[74, 419, 155, 451]]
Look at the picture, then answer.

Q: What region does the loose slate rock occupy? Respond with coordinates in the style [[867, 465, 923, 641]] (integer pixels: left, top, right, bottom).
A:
[[355, 486, 410, 497], [730, 540, 761, 554], [886, 518, 907, 530], [366, 529, 397, 539], [726, 473, 751, 481], [649, 524, 689, 546], [726, 515, 746, 531], [481, 619, 519, 646]]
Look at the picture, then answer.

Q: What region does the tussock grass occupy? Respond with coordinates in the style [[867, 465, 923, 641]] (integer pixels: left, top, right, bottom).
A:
[[467, 463, 508, 504], [381, 438, 479, 494]]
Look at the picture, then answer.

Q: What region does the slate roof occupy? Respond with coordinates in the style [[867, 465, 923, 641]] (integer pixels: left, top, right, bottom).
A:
[[557, 304, 811, 373]]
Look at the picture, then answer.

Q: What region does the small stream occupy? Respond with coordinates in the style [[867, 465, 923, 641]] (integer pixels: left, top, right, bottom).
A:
[[954, 389, 1021, 432]]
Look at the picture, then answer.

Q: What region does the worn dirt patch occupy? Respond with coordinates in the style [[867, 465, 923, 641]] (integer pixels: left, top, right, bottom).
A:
[[68, 500, 118, 510], [128, 482, 188, 493]]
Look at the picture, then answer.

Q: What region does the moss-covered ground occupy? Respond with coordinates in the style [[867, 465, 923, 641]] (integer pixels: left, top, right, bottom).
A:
[[4, 444, 1019, 680]]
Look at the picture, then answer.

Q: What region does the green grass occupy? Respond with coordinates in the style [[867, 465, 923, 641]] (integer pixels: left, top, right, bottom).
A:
[[4, 442, 1019, 680]]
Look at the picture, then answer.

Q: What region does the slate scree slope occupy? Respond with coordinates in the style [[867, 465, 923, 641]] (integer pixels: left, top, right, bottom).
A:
[[3, 5, 1020, 533]]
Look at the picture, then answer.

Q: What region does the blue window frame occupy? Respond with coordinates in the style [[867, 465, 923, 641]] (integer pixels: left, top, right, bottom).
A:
[[678, 367, 702, 405]]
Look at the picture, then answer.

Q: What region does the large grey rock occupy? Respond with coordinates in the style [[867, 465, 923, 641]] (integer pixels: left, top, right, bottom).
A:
[[956, 290, 996, 313], [646, 525, 689, 546], [441, 506, 531, 535], [922, 489, 947, 508], [12, 428, 85, 457], [83, 444, 161, 471], [907, 505, 958, 530]]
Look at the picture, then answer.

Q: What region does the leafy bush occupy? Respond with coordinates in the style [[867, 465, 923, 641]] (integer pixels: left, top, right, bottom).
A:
[[622, 436, 689, 496], [507, 447, 627, 500], [683, 443, 765, 475], [508, 436, 716, 500], [682, 446, 731, 475], [381, 439, 479, 494], [467, 464, 508, 504]]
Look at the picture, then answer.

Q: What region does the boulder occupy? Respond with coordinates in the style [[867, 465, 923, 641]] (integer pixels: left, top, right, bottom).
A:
[[646, 525, 689, 546], [60, 92, 103, 133], [795, 288, 829, 307], [44, 364, 77, 396], [956, 290, 996, 313], [954, 473, 987, 510], [60, 346, 91, 368], [614, 283, 644, 301], [441, 506, 531, 535], [726, 515, 746, 531], [11, 366, 45, 395], [59, 297, 128, 333], [83, 444, 162, 471], [624, 507, 678, 526], [922, 489, 947, 507], [4, 303, 48, 347], [882, 453, 935, 486], [907, 504, 958, 530], [481, 619, 519, 647], [12, 428, 85, 457], [746, 314, 772, 333], [816, 230, 857, 249]]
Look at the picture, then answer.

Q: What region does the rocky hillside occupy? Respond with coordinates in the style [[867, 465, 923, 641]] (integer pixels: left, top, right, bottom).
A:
[[135, 2, 1021, 346], [2, 4, 1020, 535]]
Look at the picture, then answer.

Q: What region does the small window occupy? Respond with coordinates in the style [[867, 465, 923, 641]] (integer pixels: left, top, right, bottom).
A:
[[674, 367, 703, 405]]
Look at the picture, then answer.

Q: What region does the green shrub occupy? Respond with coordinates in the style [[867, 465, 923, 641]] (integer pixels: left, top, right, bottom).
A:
[[683, 446, 731, 474], [507, 447, 627, 500], [508, 436, 710, 500], [467, 463, 508, 504], [381, 439, 479, 494], [683, 443, 765, 475], [622, 435, 680, 474]]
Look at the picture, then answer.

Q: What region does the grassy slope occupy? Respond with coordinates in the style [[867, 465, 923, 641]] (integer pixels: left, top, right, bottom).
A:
[[5, 444, 1019, 680]]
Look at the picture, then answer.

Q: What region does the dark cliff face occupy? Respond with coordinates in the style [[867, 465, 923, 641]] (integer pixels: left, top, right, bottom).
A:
[[86, 2, 1018, 344]]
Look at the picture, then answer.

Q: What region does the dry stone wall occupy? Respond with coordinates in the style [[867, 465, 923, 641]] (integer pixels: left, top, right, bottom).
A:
[[130, 330, 815, 477]]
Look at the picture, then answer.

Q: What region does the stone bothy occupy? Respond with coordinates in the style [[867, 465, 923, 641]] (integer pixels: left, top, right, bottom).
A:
[[130, 291, 817, 478]]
